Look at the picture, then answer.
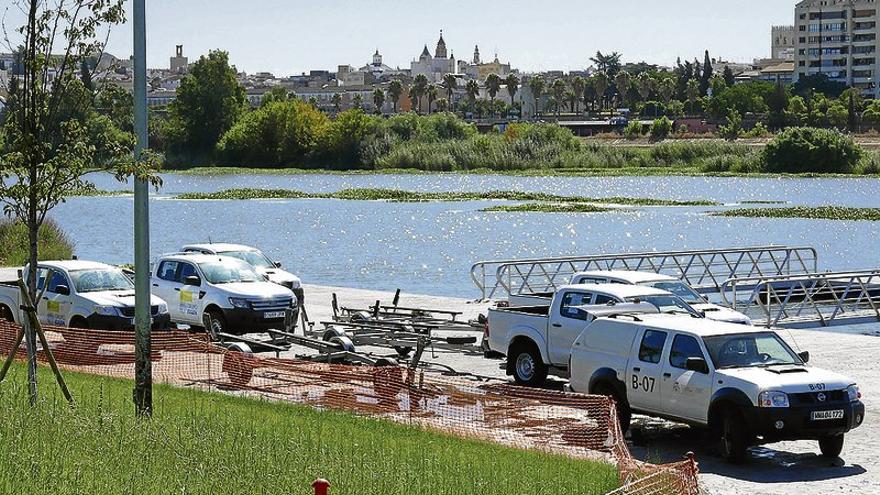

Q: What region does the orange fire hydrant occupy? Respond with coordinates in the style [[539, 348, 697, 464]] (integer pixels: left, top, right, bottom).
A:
[[312, 478, 330, 495]]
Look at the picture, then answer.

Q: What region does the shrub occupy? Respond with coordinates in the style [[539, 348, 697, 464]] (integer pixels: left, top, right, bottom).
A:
[[0, 219, 74, 266], [649, 117, 673, 141], [744, 122, 770, 138], [623, 121, 644, 140], [763, 127, 863, 174], [717, 109, 743, 141]]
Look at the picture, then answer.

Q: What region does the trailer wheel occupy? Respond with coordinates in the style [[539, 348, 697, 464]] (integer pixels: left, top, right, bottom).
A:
[[205, 310, 227, 341], [394, 346, 413, 357], [223, 343, 254, 387], [351, 311, 372, 323], [328, 335, 356, 353], [322, 326, 347, 342]]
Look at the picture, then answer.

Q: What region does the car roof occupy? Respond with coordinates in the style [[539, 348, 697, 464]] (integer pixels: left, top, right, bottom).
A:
[[38, 260, 117, 272], [573, 270, 676, 284], [556, 283, 674, 298], [182, 243, 258, 253], [618, 313, 768, 337], [160, 253, 244, 265]]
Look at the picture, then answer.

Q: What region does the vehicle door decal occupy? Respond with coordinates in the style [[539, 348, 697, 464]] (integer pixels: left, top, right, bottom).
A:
[[179, 289, 198, 316]]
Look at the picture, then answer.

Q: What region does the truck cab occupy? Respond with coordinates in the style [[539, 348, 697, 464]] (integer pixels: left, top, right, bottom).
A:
[[152, 253, 297, 336], [569, 314, 865, 463], [180, 243, 303, 306], [0, 260, 171, 331]]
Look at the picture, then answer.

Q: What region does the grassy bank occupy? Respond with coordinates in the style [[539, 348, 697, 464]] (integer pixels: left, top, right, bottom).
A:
[[0, 364, 618, 494], [173, 187, 718, 206], [0, 219, 73, 266], [715, 206, 880, 221], [482, 203, 616, 213]]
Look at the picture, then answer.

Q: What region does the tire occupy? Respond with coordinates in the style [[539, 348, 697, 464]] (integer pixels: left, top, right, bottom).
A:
[[0, 304, 14, 323], [593, 382, 632, 434], [508, 342, 548, 387], [394, 346, 413, 357], [69, 316, 89, 329], [205, 310, 226, 341], [223, 343, 253, 387], [720, 409, 752, 464], [819, 434, 845, 458]]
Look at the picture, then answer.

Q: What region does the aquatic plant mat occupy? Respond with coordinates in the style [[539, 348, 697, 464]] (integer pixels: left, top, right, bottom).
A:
[[714, 206, 880, 221], [0, 322, 699, 495]]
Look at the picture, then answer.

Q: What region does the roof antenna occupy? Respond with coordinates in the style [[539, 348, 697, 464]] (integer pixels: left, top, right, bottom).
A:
[[208, 236, 213, 244]]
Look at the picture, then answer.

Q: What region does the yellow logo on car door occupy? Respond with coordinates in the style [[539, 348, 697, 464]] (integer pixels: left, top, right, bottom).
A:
[[47, 300, 61, 313], [180, 291, 193, 303]]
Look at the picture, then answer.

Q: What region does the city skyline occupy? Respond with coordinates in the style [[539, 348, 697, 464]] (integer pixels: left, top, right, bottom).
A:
[[2, 0, 793, 76]]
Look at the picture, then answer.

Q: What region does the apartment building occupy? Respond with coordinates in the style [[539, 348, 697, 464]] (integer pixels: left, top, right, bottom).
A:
[[794, 0, 879, 96]]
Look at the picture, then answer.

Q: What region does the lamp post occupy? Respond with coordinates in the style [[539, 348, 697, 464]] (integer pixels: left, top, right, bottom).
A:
[[132, 0, 152, 416]]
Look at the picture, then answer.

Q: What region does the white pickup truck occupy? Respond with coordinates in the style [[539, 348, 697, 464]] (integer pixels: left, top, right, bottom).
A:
[[0, 260, 171, 331], [180, 243, 304, 306], [569, 314, 865, 463], [151, 252, 297, 336], [509, 270, 751, 325], [487, 283, 700, 385]]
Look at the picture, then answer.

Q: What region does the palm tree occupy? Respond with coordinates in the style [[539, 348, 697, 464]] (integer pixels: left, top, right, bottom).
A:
[[614, 71, 631, 108], [505, 74, 519, 105], [571, 76, 585, 113], [636, 72, 654, 105], [565, 90, 578, 113], [659, 78, 675, 104], [372, 88, 385, 114], [551, 79, 567, 116], [466, 79, 480, 102], [352, 93, 363, 110], [388, 80, 403, 113], [426, 84, 438, 113], [686, 79, 700, 115], [435, 98, 448, 112], [485, 74, 502, 102], [589, 51, 622, 78], [528, 76, 545, 117], [442, 73, 458, 106], [331, 93, 342, 112], [412, 74, 428, 114], [592, 73, 608, 112]]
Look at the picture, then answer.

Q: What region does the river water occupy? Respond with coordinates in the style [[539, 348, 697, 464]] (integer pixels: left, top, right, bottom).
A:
[[50, 172, 880, 299]]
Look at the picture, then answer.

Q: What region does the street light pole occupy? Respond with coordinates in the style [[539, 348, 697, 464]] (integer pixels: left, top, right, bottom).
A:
[[132, 0, 152, 416]]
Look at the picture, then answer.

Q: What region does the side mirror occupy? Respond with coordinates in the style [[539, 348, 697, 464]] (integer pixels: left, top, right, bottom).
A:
[[798, 351, 810, 363], [53, 285, 70, 296], [183, 275, 201, 287], [274, 261, 282, 268], [685, 357, 709, 374]]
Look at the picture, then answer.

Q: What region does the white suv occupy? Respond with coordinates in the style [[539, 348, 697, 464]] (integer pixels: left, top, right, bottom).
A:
[[569, 314, 865, 463], [152, 253, 296, 336], [181, 243, 303, 306]]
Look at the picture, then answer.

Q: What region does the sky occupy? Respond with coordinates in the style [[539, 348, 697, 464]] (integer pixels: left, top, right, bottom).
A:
[[2, 0, 795, 76]]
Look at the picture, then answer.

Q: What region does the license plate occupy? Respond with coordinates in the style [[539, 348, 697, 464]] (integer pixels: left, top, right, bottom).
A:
[[263, 311, 285, 319], [811, 410, 844, 421]]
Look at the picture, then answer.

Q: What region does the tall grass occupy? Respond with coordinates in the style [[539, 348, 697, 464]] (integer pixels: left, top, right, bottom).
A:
[[0, 218, 74, 267], [0, 364, 618, 494]]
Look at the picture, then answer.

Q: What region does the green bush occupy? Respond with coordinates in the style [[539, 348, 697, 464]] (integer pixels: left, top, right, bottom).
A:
[[649, 117, 673, 141], [763, 127, 863, 174], [717, 109, 743, 141], [0, 219, 74, 266], [623, 121, 644, 140]]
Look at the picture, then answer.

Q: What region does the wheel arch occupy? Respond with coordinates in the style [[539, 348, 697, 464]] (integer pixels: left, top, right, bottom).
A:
[[588, 367, 628, 403], [708, 387, 754, 434], [505, 334, 544, 374]]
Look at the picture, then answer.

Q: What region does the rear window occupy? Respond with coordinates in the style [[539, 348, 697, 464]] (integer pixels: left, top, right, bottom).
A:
[[559, 291, 593, 320], [638, 330, 667, 364]]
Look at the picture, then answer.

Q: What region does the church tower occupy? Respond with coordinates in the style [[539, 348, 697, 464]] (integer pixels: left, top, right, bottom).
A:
[[435, 30, 448, 59], [373, 49, 382, 66], [473, 45, 481, 65]]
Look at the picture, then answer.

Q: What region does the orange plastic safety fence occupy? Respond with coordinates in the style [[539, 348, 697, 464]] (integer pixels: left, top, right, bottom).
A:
[[0, 322, 700, 495]]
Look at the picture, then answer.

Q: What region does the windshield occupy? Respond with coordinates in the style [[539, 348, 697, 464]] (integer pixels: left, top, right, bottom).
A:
[[70, 269, 134, 293], [198, 259, 265, 284], [643, 281, 704, 304], [624, 294, 699, 316], [219, 250, 274, 269], [703, 332, 802, 369]]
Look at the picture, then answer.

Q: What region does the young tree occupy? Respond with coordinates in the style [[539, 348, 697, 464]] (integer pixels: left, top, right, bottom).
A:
[[426, 84, 438, 113], [592, 73, 608, 111], [465, 79, 480, 103], [614, 71, 631, 108], [442, 73, 458, 105], [570, 76, 585, 113], [551, 79, 567, 116], [167, 50, 246, 156], [699, 50, 713, 96], [686, 79, 700, 115], [636, 72, 654, 105], [411, 74, 429, 114], [723, 65, 736, 87], [352, 93, 364, 111], [331, 93, 343, 112], [388, 80, 403, 112]]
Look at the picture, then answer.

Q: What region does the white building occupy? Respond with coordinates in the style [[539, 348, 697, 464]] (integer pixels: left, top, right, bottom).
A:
[[411, 31, 456, 83]]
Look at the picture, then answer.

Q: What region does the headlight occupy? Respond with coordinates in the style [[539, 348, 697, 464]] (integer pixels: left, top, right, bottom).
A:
[[758, 391, 790, 408], [157, 303, 168, 314], [228, 297, 251, 309], [847, 384, 861, 402], [289, 279, 301, 289], [290, 297, 298, 308], [95, 306, 119, 317]]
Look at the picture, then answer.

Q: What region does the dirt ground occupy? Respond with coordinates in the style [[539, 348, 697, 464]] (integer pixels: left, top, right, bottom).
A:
[[298, 284, 880, 495]]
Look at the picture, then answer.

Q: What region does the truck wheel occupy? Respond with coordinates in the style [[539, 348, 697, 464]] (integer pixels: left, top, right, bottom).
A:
[[0, 305, 14, 323], [720, 409, 751, 464], [508, 342, 548, 387], [593, 382, 631, 434], [819, 434, 845, 458], [69, 316, 89, 329], [205, 310, 227, 340]]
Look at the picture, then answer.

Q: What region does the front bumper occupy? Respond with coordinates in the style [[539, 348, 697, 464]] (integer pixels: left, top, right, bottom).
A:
[[85, 313, 173, 332], [220, 308, 290, 335], [747, 400, 866, 441]]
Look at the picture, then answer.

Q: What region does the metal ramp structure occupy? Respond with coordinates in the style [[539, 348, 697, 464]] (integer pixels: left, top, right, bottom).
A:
[[471, 245, 818, 300], [721, 270, 880, 328]]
